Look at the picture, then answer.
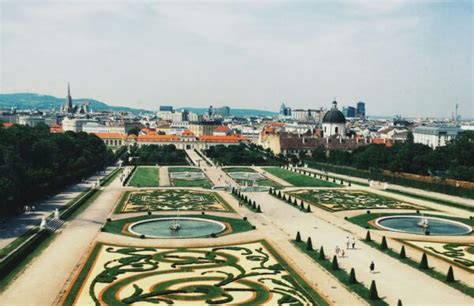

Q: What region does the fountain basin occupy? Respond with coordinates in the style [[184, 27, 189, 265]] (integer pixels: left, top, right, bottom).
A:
[[375, 215, 472, 236], [129, 217, 226, 239]]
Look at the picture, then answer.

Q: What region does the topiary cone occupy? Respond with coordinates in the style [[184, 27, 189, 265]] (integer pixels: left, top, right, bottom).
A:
[[306, 237, 313, 251], [400, 245, 406, 259], [446, 266, 455, 282], [296, 231, 301, 242], [348, 268, 357, 284], [419, 253, 429, 269], [306, 204, 311, 213], [380, 236, 388, 250], [365, 231, 372, 242], [397, 299, 403, 306], [257, 205, 262, 213], [319, 246, 326, 260], [369, 280, 379, 300], [331, 255, 339, 270]]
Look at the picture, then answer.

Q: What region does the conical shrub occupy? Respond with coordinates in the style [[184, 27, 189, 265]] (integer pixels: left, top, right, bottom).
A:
[[319, 246, 325, 260], [446, 266, 455, 282], [400, 246, 406, 259], [419, 253, 429, 269], [380, 236, 388, 250], [306, 204, 311, 213], [397, 299, 402, 306], [331, 255, 339, 270], [348, 268, 357, 284], [257, 205, 262, 213], [365, 231, 372, 242], [369, 280, 379, 300], [306, 237, 313, 251], [295, 231, 301, 242]]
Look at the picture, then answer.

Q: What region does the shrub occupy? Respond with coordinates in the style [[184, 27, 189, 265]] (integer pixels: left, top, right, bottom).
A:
[[306, 204, 311, 213], [278, 191, 282, 198], [397, 300, 403, 306], [349, 268, 357, 284], [140, 234, 146, 239], [306, 237, 313, 251], [400, 246, 406, 259], [365, 231, 372, 242], [147, 211, 152, 215], [319, 246, 325, 260], [296, 231, 301, 242], [331, 255, 339, 270], [369, 280, 379, 300], [419, 253, 429, 269], [107, 218, 112, 222], [446, 266, 455, 282], [257, 205, 262, 213], [380, 236, 388, 250]]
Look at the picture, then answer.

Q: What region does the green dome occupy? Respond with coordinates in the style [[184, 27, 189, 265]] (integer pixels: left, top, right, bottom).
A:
[[322, 101, 346, 124]]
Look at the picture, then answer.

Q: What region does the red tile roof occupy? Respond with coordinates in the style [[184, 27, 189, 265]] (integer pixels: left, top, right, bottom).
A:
[[198, 135, 246, 143], [2, 122, 14, 128]]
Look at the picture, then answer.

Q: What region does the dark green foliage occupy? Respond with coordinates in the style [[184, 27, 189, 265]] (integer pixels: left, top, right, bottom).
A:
[[365, 231, 372, 242], [319, 246, 325, 260], [204, 143, 284, 166], [300, 202, 304, 210], [400, 246, 406, 259], [369, 280, 379, 300], [419, 253, 429, 269], [252, 201, 257, 210], [278, 191, 282, 198], [133, 144, 187, 165], [397, 300, 402, 306], [331, 255, 339, 270], [306, 237, 313, 251], [349, 268, 357, 284], [257, 205, 262, 213], [380, 236, 388, 250], [296, 231, 301, 242], [306, 204, 311, 213], [0, 125, 113, 216], [446, 266, 455, 282]]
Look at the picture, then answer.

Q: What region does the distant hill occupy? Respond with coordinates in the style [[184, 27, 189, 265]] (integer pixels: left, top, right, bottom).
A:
[[0, 93, 150, 114], [176, 107, 278, 117]]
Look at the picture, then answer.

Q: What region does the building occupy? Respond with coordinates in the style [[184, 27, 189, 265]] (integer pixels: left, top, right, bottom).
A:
[[412, 126, 461, 148], [82, 122, 126, 134], [62, 117, 95, 132], [17, 115, 46, 127], [60, 83, 74, 114], [291, 109, 322, 122], [279, 103, 292, 117], [356, 101, 366, 119], [322, 101, 346, 137], [342, 106, 356, 118], [188, 120, 221, 137]]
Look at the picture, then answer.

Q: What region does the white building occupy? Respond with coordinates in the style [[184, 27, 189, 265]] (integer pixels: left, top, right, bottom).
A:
[[322, 101, 346, 137], [17, 115, 45, 127], [82, 122, 126, 134], [412, 126, 461, 148], [62, 117, 95, 132]]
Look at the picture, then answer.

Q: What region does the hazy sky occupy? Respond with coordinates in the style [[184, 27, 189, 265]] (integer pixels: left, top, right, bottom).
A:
[[1, 0, 472, 117]]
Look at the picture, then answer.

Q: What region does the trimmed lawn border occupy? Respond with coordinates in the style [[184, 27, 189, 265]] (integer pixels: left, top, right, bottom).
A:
[[268, 189, 311, 213], [103, 214, 253, 238], [113, 190, 235, 214], [62, 239, 327, 306], [128, 166, 159, 187], [264, 167, 340, 187], [362, 237, 474, 297], [293, 240, 388, 306]]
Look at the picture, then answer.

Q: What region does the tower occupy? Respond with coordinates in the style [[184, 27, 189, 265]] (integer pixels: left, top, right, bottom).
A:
[[66, 82, 73, 113]]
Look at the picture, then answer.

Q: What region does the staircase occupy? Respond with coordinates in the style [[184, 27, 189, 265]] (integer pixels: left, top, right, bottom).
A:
[[44, 218, 65, 232]]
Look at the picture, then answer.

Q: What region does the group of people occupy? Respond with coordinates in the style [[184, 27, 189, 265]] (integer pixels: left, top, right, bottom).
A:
[[23, 205, 36, 214], [335, 237, 357, 258]]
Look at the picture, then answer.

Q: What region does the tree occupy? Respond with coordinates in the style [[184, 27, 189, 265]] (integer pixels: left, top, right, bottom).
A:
[[369, 280, 379, 300], [306, 237, 313, 251], [380, 236, 388, 250], [446, 266, 455, 282], [331, 255, 339, 270], [348, 268, 357, 284], [319, 246, 325, 260], [419, 253, 429, 269], [365, 231, 372, 242], [400, 246, 406, 259], [295, 231, 301, 242]]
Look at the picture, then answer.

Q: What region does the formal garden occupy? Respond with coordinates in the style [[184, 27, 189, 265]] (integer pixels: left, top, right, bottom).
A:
[[168, 167, 212, 188], [264, 167, 339, 187], [116, 189, 234, 213], [223, 167, 282, 188], [288, 189, 423, 212], [402, 241, 474, 271], [128, 166, 160, 187], [63, 241, 325, 305]]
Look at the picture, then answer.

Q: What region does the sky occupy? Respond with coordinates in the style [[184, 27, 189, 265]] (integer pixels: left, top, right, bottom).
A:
[[0, 0, 472, 117]]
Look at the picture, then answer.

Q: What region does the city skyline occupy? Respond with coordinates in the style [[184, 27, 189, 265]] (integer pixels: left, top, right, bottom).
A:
[[1, 1, 472, 117]]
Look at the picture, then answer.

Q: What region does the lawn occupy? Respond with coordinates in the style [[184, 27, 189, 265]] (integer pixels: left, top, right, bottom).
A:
[[264, 167, 339, 187], [128, 167, 159, 187]]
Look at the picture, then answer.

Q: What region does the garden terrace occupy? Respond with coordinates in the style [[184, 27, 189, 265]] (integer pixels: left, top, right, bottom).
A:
[[264, 167, 340, 187], [224, 167, 282, 189], [289, 189, 424, 212], [62, 240, 326, 305], [115, 189, 234, 213], [127, 166, 159, 187], [168, 167, 212, 188]]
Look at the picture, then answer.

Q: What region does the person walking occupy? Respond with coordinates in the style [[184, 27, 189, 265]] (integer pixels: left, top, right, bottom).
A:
[[346, 237, 350, 250], [370, 261, 375, 273], [335, 246, 341, 257], [351, 237, 356, 249]]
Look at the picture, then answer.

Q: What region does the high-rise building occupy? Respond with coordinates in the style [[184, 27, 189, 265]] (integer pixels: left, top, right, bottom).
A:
[[356, 101, 366, 119], [342, 106, 356, 118]]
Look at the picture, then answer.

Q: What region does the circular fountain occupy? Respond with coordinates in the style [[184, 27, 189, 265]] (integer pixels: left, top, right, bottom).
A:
[[129, 217, 226, 239], [375, 215, 472, 236]]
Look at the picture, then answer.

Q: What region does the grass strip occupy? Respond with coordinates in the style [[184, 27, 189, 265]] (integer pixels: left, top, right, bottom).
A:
[[264, 167, 339, 187], [362, 238, 474, 297], [293, 240, 388, 306], [386, 189, 474, 212]]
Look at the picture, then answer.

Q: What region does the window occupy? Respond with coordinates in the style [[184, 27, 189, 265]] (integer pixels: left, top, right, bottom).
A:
[[335, 127, 339, 134]]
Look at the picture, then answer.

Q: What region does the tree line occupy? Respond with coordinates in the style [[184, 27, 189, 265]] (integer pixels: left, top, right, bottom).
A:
[[308, 131, 474, 182], [205, 143, 285, 166], [121, 144, 188, 165], [0, 123, 114, 215]]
